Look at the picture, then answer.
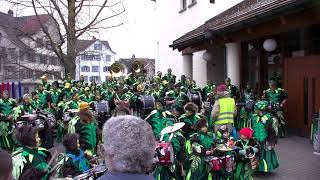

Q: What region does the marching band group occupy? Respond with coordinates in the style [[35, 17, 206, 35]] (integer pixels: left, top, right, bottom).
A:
[[0, 64, 288, 180]]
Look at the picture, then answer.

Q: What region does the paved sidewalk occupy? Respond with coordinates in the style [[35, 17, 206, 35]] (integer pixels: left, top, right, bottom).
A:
[[254, 136, 320, 180]]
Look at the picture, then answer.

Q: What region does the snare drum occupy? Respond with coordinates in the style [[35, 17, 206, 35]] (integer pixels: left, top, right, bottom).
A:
[[206, 156, 223, 171], [94, 101, 109, 114], [224, 155, 235, 172], [155, 142, 174, 166], [93, 165, 107, 179], [188, 91, 202, 107], [139, 95, 155, 110]]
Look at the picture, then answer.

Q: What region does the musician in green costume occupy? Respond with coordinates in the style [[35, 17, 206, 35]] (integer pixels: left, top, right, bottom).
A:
[[179, 103, 202, 139], [251, 100, 279, 173], [0, 90, 16, 151], [262, 80, 288, 137], [12, 125, 52, 180], [154, 118, 187, 180], [60, 133, 91, 177], [74, 102, 98, 157], [145, 101, 176, 140], [234, 128, 258, 180], [186, 118, 215, 180], [79, 87, 93, 103]]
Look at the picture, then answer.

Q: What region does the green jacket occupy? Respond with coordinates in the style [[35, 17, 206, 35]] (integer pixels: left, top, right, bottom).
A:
[[0, 98, 16, 117], [12, 147, 51, 180]]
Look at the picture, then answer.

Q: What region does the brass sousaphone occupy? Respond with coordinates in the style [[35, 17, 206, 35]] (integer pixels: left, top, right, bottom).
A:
[[110, 62, 125, 77], [131, 60, 144, 73]]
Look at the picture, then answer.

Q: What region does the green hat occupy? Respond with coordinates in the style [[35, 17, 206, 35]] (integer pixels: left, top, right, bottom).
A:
[[254, 100, 269, 111]]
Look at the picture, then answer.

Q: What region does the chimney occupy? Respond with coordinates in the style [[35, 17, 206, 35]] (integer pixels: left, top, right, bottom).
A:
[[7, 10, 14, 17]]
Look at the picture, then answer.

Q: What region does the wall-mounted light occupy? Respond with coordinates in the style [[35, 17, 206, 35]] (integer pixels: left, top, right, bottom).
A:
[[202, 50, 211, 61], [263, 39, 277, 52]]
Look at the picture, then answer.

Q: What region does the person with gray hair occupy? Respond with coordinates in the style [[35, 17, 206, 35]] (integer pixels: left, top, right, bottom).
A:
[[99, 115, 155, 180]]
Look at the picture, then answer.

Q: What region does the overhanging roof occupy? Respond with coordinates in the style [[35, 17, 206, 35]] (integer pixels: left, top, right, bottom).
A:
[[170, 0, 319, 51]]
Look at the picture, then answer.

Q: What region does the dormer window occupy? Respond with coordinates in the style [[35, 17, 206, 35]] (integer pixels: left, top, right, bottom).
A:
[[94, 43, 102, 50], [179, 0, 187, 13]]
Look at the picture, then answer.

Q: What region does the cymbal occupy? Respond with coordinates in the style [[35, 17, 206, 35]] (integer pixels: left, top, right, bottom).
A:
[[216, 144, 234, 152], [21, 114, 37, 119], [161, 122, 185, 135], [67, 109, 79, 113]]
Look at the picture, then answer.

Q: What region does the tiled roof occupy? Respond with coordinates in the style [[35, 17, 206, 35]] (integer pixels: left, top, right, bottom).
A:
[[0, 11, 51, 49], [76, 39, 116, 54], [170, 0, 314, 50], [17, 14, 50, 34]]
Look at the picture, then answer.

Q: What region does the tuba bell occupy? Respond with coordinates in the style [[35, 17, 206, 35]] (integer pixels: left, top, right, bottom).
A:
[[131, 60, 144, 73], [111, 62, 125, 78]]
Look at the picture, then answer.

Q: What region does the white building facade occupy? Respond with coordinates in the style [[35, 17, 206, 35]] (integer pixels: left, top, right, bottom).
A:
[[155, 0, 243, 87], [75, 39, 116, 83], [0, 11, 64, 95]]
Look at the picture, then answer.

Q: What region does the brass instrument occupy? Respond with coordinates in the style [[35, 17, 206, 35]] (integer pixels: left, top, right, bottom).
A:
[[131, 60, 144, 73], [110, 62, 125, 78]]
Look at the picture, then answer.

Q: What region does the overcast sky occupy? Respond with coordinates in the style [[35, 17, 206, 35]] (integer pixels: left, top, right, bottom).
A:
[[0, 0, 157, 59]]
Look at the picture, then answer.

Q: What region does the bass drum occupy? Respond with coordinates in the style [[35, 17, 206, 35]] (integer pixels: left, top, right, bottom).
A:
[[94, 101, 110, 114], [139, 95, 155, 110], [188, 91, 202, 107]]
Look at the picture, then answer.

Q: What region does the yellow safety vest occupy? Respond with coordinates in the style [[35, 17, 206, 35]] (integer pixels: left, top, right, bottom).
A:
[[215, 97, 235, 125]]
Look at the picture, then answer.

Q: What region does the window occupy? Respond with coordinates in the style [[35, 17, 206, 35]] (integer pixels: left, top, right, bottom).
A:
[[90, 76, 100, 82], [8, 48, 17, 62], [103, 66, 110, 72], [105, 55, 111, 61], [81, 55, 94, 61], [48, 56, 57, 65], [94, 43, 102, 50], [189, 0, 197, 7], [210, 0, 215, 3], [83, 76, 89, 82], [36, 38, 43, 47], [179, 0, 187, 12], [46, 41, 52, 50], [94, 55, 101, 61], [81, 66, 90, 72], [92, 66, 99, 72], [29, 53, 36, 62], [39, 54, 47, 64]]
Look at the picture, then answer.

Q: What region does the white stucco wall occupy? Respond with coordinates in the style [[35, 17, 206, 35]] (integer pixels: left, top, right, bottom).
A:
[[155, 0, 242, 86], [75, 40, 116, 82]]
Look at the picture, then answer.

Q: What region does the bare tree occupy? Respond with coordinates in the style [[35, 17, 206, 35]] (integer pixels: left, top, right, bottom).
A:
[[3, 0, 125, 78]]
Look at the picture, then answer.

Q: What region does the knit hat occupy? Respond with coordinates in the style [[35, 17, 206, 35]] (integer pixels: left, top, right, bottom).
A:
[[239, 128, 254, 139], [254, 100, 269, 111], [216, 84, 227, 93]]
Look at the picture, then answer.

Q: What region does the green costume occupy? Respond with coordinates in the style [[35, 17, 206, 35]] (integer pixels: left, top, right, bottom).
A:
[[50, 89, 61, 106], [37, 90, 49, 110], [80, 94, 93, 103], [186, 131, 214, 180], [12, 147, 51, 180], [179, 113, 202, 138], [146, 110, 176, 140], [202, 84, 215, 100], [154, 119, 186, 180], [264, 88, 287, 137], [67, 100, 80, 110], [234, 139, 258, 180], [251, 101, 279, 173], [0, 98, 16, 151], [75, 121, 97, 156], [163, 74, 176, 85]]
